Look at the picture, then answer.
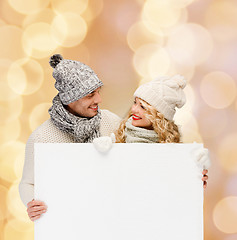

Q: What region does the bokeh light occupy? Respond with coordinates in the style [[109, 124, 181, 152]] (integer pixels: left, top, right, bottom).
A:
[[29, 102, 52, 131], [218, 133, 237, 173], [148, 47, 171, 78], [81, 0, 104, 22], [198, 109, 228, 139], [213, 196, 237, 234], [0, 141, 25, 183], [0, 119, 21, 145], [142, 0, 181, 32], [22, 8, 56, 28], [7, 184, 30, 222], [0, 0, 237, 240], [8, 58, 44, 95], [0, 185, 9, 221], [0, 26, 26, 60], [200, 72, 237, 109], [0, 96, 23, 124], [133, 44, 161, 77], [167, 23, 213, 66], [205, 0, 237, 43], [3, 219, 33, 240], [22, 22, 58, 59], [127, 22, 164, 52], [51, 12, 87, 47], [0, 59, 20, 101], [8, 0, 50, 15], [51, 0, 88, 15]]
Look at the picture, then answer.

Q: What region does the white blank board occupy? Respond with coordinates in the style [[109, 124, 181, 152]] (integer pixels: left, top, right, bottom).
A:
[[35, 143, 203, 240]]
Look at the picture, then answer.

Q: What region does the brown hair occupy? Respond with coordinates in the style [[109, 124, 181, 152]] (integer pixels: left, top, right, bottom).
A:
[[115, 98, 181, 143]]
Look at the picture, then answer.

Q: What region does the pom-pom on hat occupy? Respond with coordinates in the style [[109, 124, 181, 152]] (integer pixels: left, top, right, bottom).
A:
[[49, 54, 103, 105], [134, 75, 187, 121]]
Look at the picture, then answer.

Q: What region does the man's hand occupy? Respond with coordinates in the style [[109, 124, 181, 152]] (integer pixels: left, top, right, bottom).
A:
[[202, 169, 208, 189], [27, 199, 47, 221]]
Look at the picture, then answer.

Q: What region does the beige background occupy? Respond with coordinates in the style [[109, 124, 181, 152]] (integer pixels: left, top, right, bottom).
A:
[[0, 0, 237, 239]]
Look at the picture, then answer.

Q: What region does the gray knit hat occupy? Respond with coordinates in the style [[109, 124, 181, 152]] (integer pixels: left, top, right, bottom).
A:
[[49, 54, 103, 105], [134, 75, 187, 121]]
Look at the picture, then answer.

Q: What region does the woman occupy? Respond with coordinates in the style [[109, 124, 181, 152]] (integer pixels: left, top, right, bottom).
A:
[[94, 75, 209, 187]]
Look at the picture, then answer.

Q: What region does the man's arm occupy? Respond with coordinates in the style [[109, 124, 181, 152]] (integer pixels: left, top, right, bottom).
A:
[[19, 133, 47, 221]]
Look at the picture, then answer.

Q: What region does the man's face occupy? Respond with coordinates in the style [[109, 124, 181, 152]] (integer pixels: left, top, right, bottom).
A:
[[66, 87, 102, 118]]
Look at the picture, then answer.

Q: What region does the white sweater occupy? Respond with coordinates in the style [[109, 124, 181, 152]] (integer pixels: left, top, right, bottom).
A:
[[19, 109, 121, 206]]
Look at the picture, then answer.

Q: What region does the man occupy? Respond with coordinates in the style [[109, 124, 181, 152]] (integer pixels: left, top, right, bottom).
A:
[[19, 54, 121, 221]]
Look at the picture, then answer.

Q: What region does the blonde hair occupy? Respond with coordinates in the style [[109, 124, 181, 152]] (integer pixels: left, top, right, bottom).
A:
[[115, 98, 181, 143]]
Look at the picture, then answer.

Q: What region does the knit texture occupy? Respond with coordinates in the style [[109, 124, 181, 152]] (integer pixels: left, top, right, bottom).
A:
[[134, 75, 187, 121], [50, 54, 103, 105], [125, 117, 158, 143], [49, 94, 101, 143], [19, 110, 121, 206]]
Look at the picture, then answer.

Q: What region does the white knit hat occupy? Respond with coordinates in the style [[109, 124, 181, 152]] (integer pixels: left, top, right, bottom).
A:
[[134, 75, 187, 121]]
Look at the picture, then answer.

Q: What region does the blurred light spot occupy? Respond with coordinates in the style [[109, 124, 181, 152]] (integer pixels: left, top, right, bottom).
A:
[[0, 185, 8, 220], [167, 62, 195, 82], [174, 110, 198, 132], [0, 59, 20, 101], [22, 8, 56, 28], [0, 0, 25, 26], [133, 44, 160, 77], [168, 0, 195, 8], [0, 26, 26, 60], [127, 22, 164, 52], [213, 196, 237, 234], [167, 23, 213, 66], [218, 133, 237, 173], [4, 218, 33, 240], [200, 72, 236, 109], [8, 58, 44, 95], [142, 0, 181, 31], [205, 1, 237, 43], [226, 175, 237, 196], [51, 13, 87, 47], [161, 8, 188, 37], [148, 48, 170, 78], [51, 0, 88, 15], [0, 96, 23, 124], [0, 141, 25, 183], [8, 0, 49, 15], [22, 22, 58, 59], [7, 184, 31, 222], [224, 234, 237, 240], [82, 0, 104, 22], [29, 102, 51, 131], [182, 129, 203, 143], [0, 119, 21, 145], [198, 109, 227, 139], [0, 19, 6, 27]]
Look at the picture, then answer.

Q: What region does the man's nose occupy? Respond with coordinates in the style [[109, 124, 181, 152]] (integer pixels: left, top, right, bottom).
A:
[[94, 92, 102, 104]]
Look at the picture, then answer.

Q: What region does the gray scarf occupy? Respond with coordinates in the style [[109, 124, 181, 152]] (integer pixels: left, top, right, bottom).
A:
[[48, 94, 101, 143], [125, 117, 158, 143]]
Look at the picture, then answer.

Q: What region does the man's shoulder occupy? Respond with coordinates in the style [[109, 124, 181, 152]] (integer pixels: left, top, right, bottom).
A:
[[101, 109, 121, 122], [27, 119, 73, 143]]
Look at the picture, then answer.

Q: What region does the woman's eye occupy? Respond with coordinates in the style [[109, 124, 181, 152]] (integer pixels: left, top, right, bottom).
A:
[[140, 105, 145, 109]]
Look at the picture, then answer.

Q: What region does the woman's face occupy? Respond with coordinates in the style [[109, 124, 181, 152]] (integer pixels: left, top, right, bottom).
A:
[[131, 97, 153, 129]]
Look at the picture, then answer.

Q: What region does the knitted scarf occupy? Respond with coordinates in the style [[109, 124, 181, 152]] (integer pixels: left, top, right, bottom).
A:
[[125, 117, 158, 143], [48, 94, 101, 143]]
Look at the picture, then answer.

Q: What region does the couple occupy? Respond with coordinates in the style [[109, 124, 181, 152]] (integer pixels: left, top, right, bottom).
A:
[[19, 54, 210, 221]]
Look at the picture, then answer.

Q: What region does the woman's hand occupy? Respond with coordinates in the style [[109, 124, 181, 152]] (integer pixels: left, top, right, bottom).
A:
[[27, 199, 47, 221], [202, 169, 208, 189]]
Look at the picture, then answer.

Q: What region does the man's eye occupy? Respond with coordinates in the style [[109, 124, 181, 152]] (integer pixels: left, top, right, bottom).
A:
[[140, 105, 145, 109]]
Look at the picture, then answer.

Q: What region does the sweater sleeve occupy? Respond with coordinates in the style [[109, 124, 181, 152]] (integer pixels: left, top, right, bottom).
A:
[[100, 110, 121, 136], [19, 133, 36, 207]]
